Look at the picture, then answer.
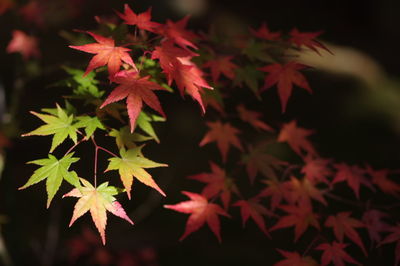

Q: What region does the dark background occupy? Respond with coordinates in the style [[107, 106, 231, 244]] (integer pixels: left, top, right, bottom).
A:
[[1, 0, 400, 265]]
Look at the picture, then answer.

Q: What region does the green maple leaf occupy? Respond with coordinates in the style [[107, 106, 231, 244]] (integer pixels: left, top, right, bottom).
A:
[[136, 111, 165, 143], [19, 153, 80, 208], [242, 39, 273, 62], [106, 147, 168, 199], [23, 104, 80, 152], [75, 115, 105, 138], [234, 65, 264, 97], [110, 126, 153, 150], [64, 66, 104, 98]]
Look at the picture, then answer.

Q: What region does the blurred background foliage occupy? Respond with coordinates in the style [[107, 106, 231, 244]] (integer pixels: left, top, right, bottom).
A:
[[1, 0, 400, 265]]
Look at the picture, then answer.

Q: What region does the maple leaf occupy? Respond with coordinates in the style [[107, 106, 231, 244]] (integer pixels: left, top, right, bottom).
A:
[[274, 249, 318, 266], [301, 155, 333, 184], [19, 153, 80, 208], [63, 178, 133, 245], [7, 30, 40, 60], [270, 204, 320, 241], [362, 209, 391, 245], [110, 126, 152, 150], [100, 70, 166, 132], [236, 104, 274, 132], [278, 120, 316, 157], [136, 111, 166, 143], [234, 65, 264, 96], [75, 116, 105, 138], [283, 176, 327, 208], [203, 56, 238, 84], [234, 197, 273, 236], [69, 31, 136, 77], [250, 23, 281, 41], [151, 40, 197, 80], [315, 242, 361, 266], [379, 224, 400, 266], [117, 4, 160, 32], [164, 191, 229, 242], [159, 16, 198, 50], [332, 163, 374, 199], [325, 212, 367, 256], [199, 121, 243, 163], [259, 62, 311, 112], [242, 40, 272, 62], [258, 179, 287, 210], [242, 143, 287, 184], [22, 105, 80, 152], [289, 28, 331, 55], [366, 165, 400, 196], [105, 146, 167, 199], [188, 162, 239, 210], [170, 60, 213, 113]]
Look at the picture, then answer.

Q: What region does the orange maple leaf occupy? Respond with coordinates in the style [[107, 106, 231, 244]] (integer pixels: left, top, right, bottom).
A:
[[199, 121, 243, 163], [164, 191, 230, 242], [69, 31, 136, 77]]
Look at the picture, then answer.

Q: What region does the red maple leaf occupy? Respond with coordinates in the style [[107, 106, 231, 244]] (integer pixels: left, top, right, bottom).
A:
[[100, 70, 165, 132], [259, 62, 311, 112], [274, 249, 318, 266], [278, 120, 316, 157], [164, 191, 230, 242], [7, 30, 40, 60], [325, 212, 367, 256], [203, 56, 238, 84], [301, 155, 333, 185], [188, 161, 239, 210], [315, 242, 361, 266], [366, 165, 400, 196], [283, 176, 327, 208], [170, 60, 213, 113], [258, 179, 287, 211], [117, 4, 160, 32], [270, 204, 320, 241], [151, 40, 197, 80], [158, 16, 198, 50], [199, 121, 243, 163], [250, 23, 281, 41], [332, 163, 374, 199], [234, 197, 273, 236], [379, 224, 400, 266], [236, 104, 274, 132], [243, 143, 287, 184], [362, 209, 391, 245], [69, 31, 136, 77], [289, 28, 331, 55]]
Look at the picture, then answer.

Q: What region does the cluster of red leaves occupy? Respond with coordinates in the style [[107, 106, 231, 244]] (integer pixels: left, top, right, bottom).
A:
[[7, 2, 400, 265], [67, 4, 212, 132], [165, 117, 400, 265]]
